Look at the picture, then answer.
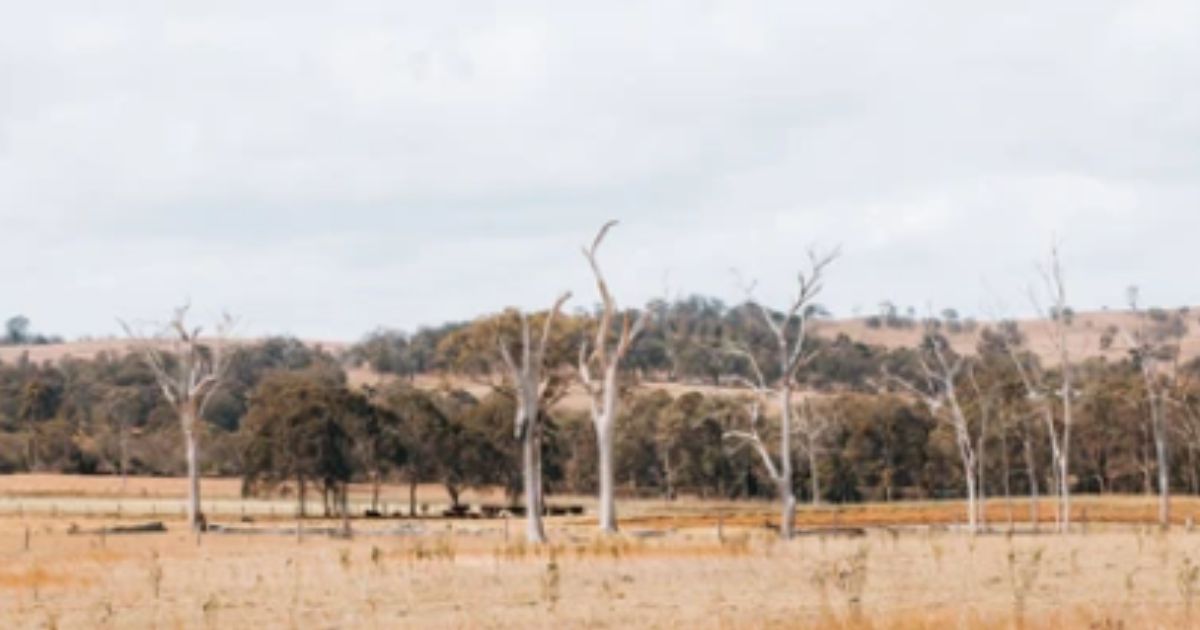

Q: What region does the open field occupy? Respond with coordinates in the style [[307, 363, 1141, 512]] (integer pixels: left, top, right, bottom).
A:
[[4, 477, 1200, 628]]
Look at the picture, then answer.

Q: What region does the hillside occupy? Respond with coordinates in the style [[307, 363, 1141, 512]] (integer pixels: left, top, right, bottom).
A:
[[0, 308, 1188, 416], [0, 309, 1187, 371], [815, 308, 1191, 366], [1, 308, 1185, 369]]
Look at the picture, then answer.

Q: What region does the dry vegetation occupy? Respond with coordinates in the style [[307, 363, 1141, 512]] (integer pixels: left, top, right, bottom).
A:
[[2, 307, 1184, 413], [2, 476, 1200, 628]]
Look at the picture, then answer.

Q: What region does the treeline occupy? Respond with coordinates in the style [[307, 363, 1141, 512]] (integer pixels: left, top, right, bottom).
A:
[[5, 316, 1200, 516], [348, 295, 918, 390]]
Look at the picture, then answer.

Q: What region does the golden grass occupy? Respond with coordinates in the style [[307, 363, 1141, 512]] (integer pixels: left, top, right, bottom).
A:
[[5, 476, 1200, 628], [1, 495, 1200, 628]]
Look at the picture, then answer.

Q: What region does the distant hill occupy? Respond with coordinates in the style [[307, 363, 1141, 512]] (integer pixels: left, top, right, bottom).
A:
[[814, 309, 1198, 366], [1, 307, 1192, 392]]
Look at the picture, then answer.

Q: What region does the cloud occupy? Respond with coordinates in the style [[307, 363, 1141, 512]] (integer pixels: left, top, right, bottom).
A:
[[0, 1, 1197, 338]]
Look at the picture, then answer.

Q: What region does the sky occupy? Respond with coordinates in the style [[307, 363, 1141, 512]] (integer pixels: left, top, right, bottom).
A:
[[1, 1, 1198, 341]]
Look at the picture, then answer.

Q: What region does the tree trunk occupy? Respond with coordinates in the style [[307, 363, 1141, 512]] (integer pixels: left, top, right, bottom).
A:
[[778, 385, 796, 539], [808, 447, 821, 506], [1058, 454, 1070, 532], [780, 483, 796, 538], [371, 472, 381, 512], [119, 427, 129, 493], [522, 425, 547, 543], [1001, 429, 1013, 531], [596, 417, 618, 533], [409, 477, 418, 517], [977, 424, 987, 529], [1058, 389, 1072, 533], [964, 457, 978, 534], [663, 449, 674, 502], [1153, 393, 1171, 528], [1023, 436, 1039, 531], [182, 411, 203, 532], [298, 477, 307, 518]]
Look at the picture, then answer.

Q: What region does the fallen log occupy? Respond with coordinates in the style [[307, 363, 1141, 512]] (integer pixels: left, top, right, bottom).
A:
[[67, 521, 168, 535]]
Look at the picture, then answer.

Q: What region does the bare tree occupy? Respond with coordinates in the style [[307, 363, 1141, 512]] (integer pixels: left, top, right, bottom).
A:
[[121, 305, 235, 532], [723, 248, 837, 539], [99, 387, 139, 492], [1016, 409, 1043, 531], [1033, 245, 1075, 531], [496, 293, 571, 543], [965, 363, 996, 528], [996, 246, 1074, 532], [887, 331, 981, 533], [1108, 289, 1187, 528], [579, 221, 650, 533], [794, 398, 837, 506]]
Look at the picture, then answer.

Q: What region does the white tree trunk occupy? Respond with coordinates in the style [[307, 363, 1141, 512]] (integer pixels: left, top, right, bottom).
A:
[[182, 407, 202, 532], [596, 416, 618, 533], [522, 423, 547, 542], [1023, 435, 1040, 531], [1059, 373, 1073, 532], [780, 485, 796, 538], [964, 458, 978, 533], [1152, 393, 1171, 528], [977, 420, 987, 528], [589, 360, 623, 534], [778, 386, 796, 539]]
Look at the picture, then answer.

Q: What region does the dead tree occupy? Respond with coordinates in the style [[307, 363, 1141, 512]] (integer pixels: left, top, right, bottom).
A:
[[723, 248, 837, 539], [888, 332, 980, 534], [1109, 289, 1186, 528], [100, 387, 138, 492], [1016, 411, 1042, 530], [579, 221, 649, 533], [795, 398, 837, 506], [496, 293, 571, 543], [997, 247, 1074, 532], [965, 363, 996, 528], [121, 305, 235, 532]]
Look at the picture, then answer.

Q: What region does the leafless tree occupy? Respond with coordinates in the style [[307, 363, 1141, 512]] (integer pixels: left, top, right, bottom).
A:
[[795, 397, 838, 506], [1034, 245, 1075, 531], [998, 246, 1074, 532], [965, 363, 996, 529], [579, 221, 650, 533], [723, 248, 837, 538], [496, 293, 571, 543], [121, 305, 235, 532], [1108, 288, 1187, 528], [887, 331, 981, 533], [1015, 409, 1043, 531], [99, 387, 139, 492]]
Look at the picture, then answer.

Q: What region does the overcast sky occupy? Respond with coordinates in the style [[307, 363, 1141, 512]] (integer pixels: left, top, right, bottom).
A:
[[2, 1, 1198, 340]]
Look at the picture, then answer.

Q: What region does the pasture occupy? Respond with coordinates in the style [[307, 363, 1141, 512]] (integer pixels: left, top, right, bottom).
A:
[[3, 476, 1200, 628]]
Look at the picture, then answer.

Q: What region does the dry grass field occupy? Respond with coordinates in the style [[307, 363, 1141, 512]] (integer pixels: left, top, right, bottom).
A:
[[3, 476, 1200, 628]]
